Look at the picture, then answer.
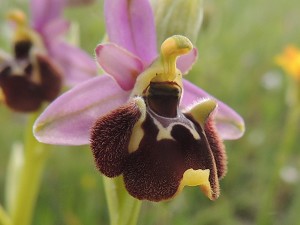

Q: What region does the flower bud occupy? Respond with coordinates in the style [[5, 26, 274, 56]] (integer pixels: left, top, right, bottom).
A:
[[150, 0, 204, 44]]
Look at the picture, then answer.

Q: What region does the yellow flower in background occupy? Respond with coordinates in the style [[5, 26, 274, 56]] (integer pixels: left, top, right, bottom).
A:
[[276, 45, 300, 80]]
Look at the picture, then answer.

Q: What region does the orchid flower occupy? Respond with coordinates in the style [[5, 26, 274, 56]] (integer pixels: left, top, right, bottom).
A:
[[0, 0, 97, 112], [34, 0, 245, 201], [91, 35, 227, 201], [34, 0, 244, 144]]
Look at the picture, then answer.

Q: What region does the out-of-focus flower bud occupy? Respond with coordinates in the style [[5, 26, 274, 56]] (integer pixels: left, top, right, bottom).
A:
[[150, 0, 204, 44]]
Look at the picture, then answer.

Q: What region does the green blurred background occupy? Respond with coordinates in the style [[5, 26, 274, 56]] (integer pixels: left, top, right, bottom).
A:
[[1, 0, 300, 224]]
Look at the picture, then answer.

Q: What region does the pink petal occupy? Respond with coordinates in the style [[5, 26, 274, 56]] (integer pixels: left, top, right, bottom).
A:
[[177, 48, 198, 75], [104, 0, 157, 65], [182, 79, 245, 140], [48, 42, 97, 86], [95, 43, 144, 91], [31, 0, 66, 31], [42, 19, 70, 39], [34, 75, 130, 145]]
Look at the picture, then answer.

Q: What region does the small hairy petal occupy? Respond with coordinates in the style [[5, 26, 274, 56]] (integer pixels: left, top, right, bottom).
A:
[[95, 43, 144, 91], [182, 79, 245, 140], [90, 100, 142, 177], [34, 75, 129, 145]]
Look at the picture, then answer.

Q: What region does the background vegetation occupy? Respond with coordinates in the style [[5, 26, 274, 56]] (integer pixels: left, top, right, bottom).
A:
[[1, 0, 300, 224]]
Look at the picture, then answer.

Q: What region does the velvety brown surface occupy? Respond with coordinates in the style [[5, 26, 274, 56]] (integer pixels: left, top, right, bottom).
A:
[[123, 114, 183, 201], [204, 118, 227, 179], [90, 96, 225, 201], [90, 100, 142, 177], [123, 112, 220, 201]]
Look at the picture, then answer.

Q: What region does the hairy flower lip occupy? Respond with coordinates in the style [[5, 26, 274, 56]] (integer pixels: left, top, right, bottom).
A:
[[90, 96, 223, 201]]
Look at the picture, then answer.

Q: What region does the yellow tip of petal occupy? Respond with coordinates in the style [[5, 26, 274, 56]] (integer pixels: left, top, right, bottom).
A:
[[178, 168, 213, 200], [188, 99, 217, 126], [7, 9, 27, 25]]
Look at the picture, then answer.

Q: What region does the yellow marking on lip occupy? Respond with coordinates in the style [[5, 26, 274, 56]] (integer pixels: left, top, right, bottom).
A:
[[128, 97, 147, 153], [178, 168, 213, 200]]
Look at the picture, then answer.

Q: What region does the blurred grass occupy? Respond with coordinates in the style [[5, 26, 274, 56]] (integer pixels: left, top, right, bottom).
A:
[[1, 0, 300, 224]]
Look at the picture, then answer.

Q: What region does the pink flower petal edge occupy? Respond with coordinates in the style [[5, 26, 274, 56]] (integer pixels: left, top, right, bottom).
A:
[[104, 0, 157, 65], [34, 75, 130, 145], [182, 79, 245, 140], [95, 43, 144, 91], [177, 48, 198, 75]]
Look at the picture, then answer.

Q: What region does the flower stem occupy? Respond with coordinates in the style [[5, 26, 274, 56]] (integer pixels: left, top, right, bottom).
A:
[[7, 111, 49, 225], [103, 177, 120, 225], [256, 105, 300, 225], [125, 200, 142, 225], [0, 204, 12, 225], [103, 176, 142, 225]]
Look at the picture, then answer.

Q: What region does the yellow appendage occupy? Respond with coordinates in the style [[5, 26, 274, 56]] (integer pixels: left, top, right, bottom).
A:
[[178, 168, 213, 200]]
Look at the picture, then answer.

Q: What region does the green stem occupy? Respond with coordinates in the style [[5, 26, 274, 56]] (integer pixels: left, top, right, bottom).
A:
[[8, 111, 49, 225], [103, 177, 120, 225], [0, 204, 12, 225], [125, 200, 142, 225], [256, 105, 300, 225], [103, 176, 142, 225], [285, 180, 300, 224]]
